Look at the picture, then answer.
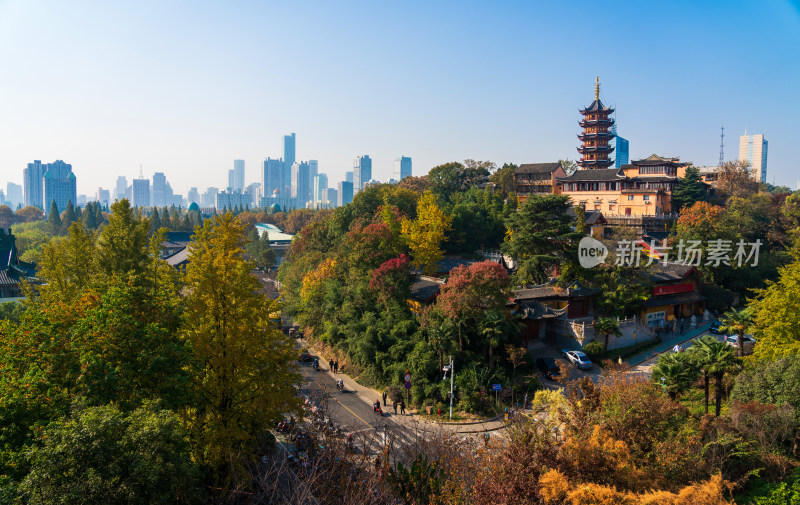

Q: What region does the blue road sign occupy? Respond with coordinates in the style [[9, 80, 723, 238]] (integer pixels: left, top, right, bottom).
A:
[[404, 381, 412, 389], [491, 384, 501, 391]]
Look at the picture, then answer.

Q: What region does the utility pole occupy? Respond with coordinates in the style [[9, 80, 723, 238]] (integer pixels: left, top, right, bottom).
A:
[[719, 125, 725, 166], [443, 356, 454, 420]]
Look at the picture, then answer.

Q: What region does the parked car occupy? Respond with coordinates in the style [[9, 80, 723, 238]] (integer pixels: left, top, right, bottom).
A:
[[561, 350, 593, 370], [726, 334, 756, 354], [709, 321, 723, 334], [535, 357, 560, 381], [298, 350, 313, 362]]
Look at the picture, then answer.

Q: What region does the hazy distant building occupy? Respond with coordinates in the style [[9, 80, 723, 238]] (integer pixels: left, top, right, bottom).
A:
[[114, 176, 128, 201], [188, 187, 199, 205], [6, 183, 22, 209], [43, 160, 76, 214], [244, 182, 261, 207], [96, 188, 110, 206], [321, 187, 337, 208], [23, 160, 46, 209], [227, 169, 235, 190], [262, 157, 284, 197], [284, 133, 296, 194], [216, 190, 248, 210], [393, 156, 412, 180], [152, 172, 168, 207], [201, 187, 219, 207], [313, 173, 328, 204], [739, 133, 768, 183], [132, 178, 150, 208], [291, 161, 311, 205], [353, 155, 372, 192], [232, 160, 245, 191], [345, 171, 353, 184], [337, 181, 353, 207]]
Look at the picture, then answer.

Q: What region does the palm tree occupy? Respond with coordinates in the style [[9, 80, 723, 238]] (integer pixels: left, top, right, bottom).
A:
[[690, 335, 739, 416], [480, 310, 507, 370], [593, 317, 622, 351], [652, 352, 699, 401], [718, 308, 753, 358]]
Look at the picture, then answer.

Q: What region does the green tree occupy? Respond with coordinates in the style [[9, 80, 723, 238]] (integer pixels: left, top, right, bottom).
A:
[[671, 166, 708, 212], [593, 317, 621, 351], [149, 208, 162, 233], [718, 308, 754, 358], [46, 201, 61, 235], [81, 202, 97, 229], [690, 335, 739, 416], [20, 403, 201, 505], [36, 222, 97, 303], [652, 352, 699, 401], [502, 194, 582, 285], [246, 227, 276, 270], [748, 256, 800, 360], [95, 199, 151, 283], [182, 213, 301, 476], [59, 200, 78, 235], [489, 162, 518, 195], [731, 355, 800, 421]]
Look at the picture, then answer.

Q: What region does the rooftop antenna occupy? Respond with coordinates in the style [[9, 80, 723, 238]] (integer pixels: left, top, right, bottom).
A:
[[139, 164, 144, 179], [718, 125, 725, 166]]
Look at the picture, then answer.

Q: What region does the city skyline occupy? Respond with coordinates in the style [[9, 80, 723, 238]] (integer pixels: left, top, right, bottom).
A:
[[0, 1, 798, 194]]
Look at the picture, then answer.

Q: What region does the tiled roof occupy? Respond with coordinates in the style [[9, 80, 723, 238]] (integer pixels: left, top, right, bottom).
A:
[[631, 154, 682, 165], [649, 263, 700, 282], [557, 168, 625, 182], [515, 300, 566, 320], [516, 163, 562, 174], [165, 247, 191, 268], [579, 99, 614, 113]]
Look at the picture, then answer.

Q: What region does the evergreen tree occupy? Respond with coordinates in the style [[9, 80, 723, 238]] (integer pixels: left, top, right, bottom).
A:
[[149, 208, 162, 233], [59, 201, 78, 235], [181, 213, 191, 231], [81, 204, 96, 229], [160, 206, 171, 229], [672, 166, 708, 212], [92, 202, 104, 228], [46, 201, 61, 235]]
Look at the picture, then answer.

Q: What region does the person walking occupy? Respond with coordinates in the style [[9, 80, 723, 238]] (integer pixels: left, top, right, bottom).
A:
[[329, 359, 334, 371], [400, 400, 406, 415], [382, 390, 388, 406], [334, 360, 339, 373], [392, 400, 397, 415]]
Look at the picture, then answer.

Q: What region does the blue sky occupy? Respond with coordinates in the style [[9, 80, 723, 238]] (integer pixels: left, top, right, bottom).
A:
[[1, 0, 798, 196]]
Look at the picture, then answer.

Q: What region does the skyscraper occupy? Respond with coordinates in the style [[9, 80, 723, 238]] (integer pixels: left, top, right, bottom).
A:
[[43, 160, 76, 214], [345, 171, 353, 183], [308, 160, 319, 200], [6, 183, 23, 209], [321, 187, 337, 207], [262, 157, 284, 197], [188, 187, 199, 204], [353, 155, 372, 192], [228, 169, 235, 190], [23, 160, 45, 209], [739, 133, 768, 183], [337, 181, 353, 207], [313, 173, 328, 204], [614, 137, 629, 168], [284, 133, 296, 193], [96, 188, 110, 206], [152, 172, 168, 207], [115, 176, 128, 201], [291, 161, 311, 205], [132, 178, 150, 208], [393, 156, 412, 180], [233, 160, 245, 191]]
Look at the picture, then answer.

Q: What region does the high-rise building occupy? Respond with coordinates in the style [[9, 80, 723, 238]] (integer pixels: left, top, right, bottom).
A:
[[308, 160, 319, 199], [244, 182, 261, 207], [216, 190, 248, 210], [284, 133, 296, 194], [321, 187, 337, 207], [201, 187, 219, 207], [577, 77, 615, 169], [152, 172, 168, 207], [313, 173, 328, 204], [6, 183, 23, 209], [233, 160, 245, 191], [393, 156, 412, 180], [262, 157, 284, 197], [96, 188, 110, 206], [115, 176, 128, 201], [188, 187, 199, 204], [614, 137, 629, 168], [227, 169, 235, 190], [43, 160, 76, 214], [337, 181, 354, 207], [353, 155, 372, 192], [345, 171, 353, 183], [291, 161, 311, 205], [132, 178, 151, 208], [739, 133, 768, 183], [23, 160, 46, 209]]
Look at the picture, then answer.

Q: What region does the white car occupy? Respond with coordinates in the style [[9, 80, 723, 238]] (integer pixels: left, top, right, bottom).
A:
[[561, 350, 593, 370], [726, 335, 756, 355]]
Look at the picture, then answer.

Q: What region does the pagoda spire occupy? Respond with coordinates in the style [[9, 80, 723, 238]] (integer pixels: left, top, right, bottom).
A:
[[595, 76, 600, 101]]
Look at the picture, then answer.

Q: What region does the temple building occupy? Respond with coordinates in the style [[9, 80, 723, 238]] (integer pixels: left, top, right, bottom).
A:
[[577, 77, 615, 169], [557, 154, 692, 216], [513, 162, 566, 203]]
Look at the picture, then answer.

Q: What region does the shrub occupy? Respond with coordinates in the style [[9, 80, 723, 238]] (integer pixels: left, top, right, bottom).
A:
[[583, 340, 605, 358]]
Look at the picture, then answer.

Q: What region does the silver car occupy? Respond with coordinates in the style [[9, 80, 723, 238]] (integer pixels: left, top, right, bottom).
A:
[[561, 350, 593, 370]]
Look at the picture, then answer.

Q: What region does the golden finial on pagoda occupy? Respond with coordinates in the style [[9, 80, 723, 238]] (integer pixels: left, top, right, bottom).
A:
[[595, 76, 600, 101]]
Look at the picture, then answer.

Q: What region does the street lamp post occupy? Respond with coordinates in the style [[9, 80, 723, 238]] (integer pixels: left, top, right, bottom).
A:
[[443, 356, 454, 420]]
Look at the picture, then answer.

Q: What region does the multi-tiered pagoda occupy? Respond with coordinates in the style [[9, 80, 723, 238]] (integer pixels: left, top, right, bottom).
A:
[[577, 77, 615, 169]]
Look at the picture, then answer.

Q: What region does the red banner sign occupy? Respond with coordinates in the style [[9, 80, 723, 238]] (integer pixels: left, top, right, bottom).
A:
[[653, 283, 694, 296]]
